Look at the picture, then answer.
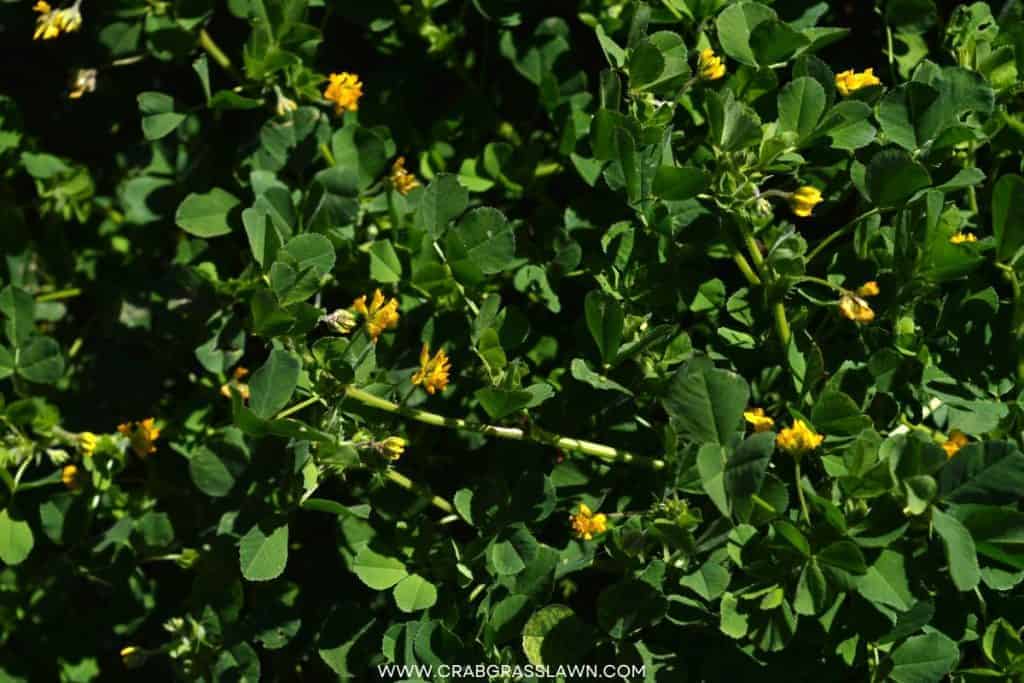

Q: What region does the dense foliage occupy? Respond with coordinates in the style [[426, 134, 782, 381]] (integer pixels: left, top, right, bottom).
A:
[[2, 0, 1024, 680]]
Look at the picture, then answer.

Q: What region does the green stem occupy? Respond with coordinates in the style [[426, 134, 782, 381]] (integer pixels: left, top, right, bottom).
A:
[[807, 208, 881, 264], [998, 263, 1024, 383], [794, 459, 811, 526], [275, 395, 323, 420], [37, 288, 82, 302], [198, 29, 236, 74], [384, 469, 455, 515], [319, 143, 337, 167], [732, 251, 762, 287], [344, 386, 666, 470], [773, 302, 792, 347]]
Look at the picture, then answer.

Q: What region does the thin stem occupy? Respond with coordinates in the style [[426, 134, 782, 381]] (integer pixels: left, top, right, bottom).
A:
[[36, 288, 82, 303], [807, 208, 881, 264], [344, 386, 666, 470], [794, 459, 811, 526], [384, 469, 455, 515], [433, 242, 480, 316], [275, 395, 323, 420], [319, 143, 337, 167]]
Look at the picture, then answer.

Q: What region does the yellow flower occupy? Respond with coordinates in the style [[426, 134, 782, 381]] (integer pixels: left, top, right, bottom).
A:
[[61, 464, 82, 490], [776, 419, 824, 457], [942, 430, 969, 458], [120, 646, 147, 669], [117, 418, 161, 457], [352, 289, 400, 341], [275, 93, 298, 117], [220, 366, 251, 401], [839, 292, 875, 323], [411, 343, 451, 395], [79, 431, 98, 455], [835, 68, 881, 96], [379, 436, 407, 461], [790, 186, 823, 217], [33, 0, 82, 41], [697, 48, 726, 81], [570, 503, 608, 541], [390, 157, 421, 196], [949, 232, 978, 245], [856, 281, 880, 297], [69, 68, 97, 99], [324, 72, 363, 115], [744, 408, 775, 433]]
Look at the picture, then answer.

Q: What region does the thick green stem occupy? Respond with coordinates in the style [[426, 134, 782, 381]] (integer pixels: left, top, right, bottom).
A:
[[732, 251, 762, 287], [773, 302, 792, 347], [198, 29, 236, 74], [384, 469, 455, 514], [740, 228, 791, 348], [344, 387, 666, 470]]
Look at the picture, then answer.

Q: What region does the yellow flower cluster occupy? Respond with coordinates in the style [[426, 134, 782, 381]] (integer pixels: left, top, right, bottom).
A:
[[790, 186, 823, 218], [352, 289, 400, 342], [79, 431, 97, 455], [379, 436, 407, 461], [323, 72, 363, 115], [390, 157, 421, 196], [570, 503, 608, 541], [949, 232, 978, 245], [219, 366, 251, 401], [835, 68, 881, 96], [942, 430, 969, 458], [839, 281, 879, 324], [697, 48, 726, 81], [743, 407, 775, 432], [412, 343, 451, 395], [117, 418, 161, 457], [33, 1, 82, 40], [61, 464, 82, 490], [776, 420, 824, 456]]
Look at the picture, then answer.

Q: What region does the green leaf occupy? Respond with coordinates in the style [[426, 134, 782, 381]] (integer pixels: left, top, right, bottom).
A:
[[596, 579, 666, 638], [352, 547, 408, 590], [993, 175, 1024, 263], [724, 431, 774, 500], [239, 521, 289, 581], [0, 346, 13, 381], [716, 2, 777, 67], [705, 89, 763, 152], [243, 208, 282, 269], [858, 549, 915, 611], [778, 77, 826, 140], [392, 574, 438, 613], [189, 446, 241, 498], [652, 165, 708, 201], [475, 387, 535, 420], [330, 124, 390, 191], [16, 336, 64, 384], [888, 633, 960, 683], [866, 149, 931, 207], [697, 444, 730, 516], [817, 540, 868, 574], [584, 291, 624, 365], [932, 507, 981, 591], [138, 92, 185, 140], [569, 358, 633, 395], [444, 207, 516, 285], [0, 285, 35, 347], [369, 240, 403, 284], [248, 349, 301, 419], [522, 605, 594, 666], [939, 441, 1024, 505], [0, 509, 34, 566], [415, 174, 469, 240], [794, 559, 829, 616], [662, 360, 750, 445], [876, 82, 941, 151], [489, 526, 538, 576], [749, 20, 810, 66], [810, 390, 871, 436], [175, 188, 240, 238]]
